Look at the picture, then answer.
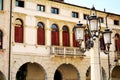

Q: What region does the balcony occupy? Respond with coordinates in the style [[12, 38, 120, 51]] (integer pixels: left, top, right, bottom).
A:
[[50, 46, 85, 57]]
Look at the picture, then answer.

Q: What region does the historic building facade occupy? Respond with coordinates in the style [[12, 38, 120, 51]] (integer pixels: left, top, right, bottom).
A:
[[0, 0, 120, 80]]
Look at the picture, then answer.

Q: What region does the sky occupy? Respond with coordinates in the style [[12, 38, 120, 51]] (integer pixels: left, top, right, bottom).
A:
[[64, 0, 120, 14]]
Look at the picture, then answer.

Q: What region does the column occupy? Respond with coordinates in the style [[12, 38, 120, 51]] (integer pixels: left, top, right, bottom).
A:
[[46, 19, 51, 46], [91, 38, 102, 80], [59, 29, 63, 46]]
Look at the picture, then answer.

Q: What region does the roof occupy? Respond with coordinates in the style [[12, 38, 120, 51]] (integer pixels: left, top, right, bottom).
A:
[[49, 0, 120, 16]]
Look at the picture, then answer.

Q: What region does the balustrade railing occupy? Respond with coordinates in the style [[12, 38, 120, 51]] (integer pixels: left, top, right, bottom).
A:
[[50, 46, 84, 57]]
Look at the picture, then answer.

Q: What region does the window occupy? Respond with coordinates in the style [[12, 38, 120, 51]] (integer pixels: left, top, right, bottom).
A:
[[37, 4, 45, 12], [0, 30, 3, 49], [37, 22, 45, 45], [16, 0, 24, 7], [99, 17, 104, 23], [73, 28, 79, 47], [72, 12, 79, 18], [114, 20, 119, 25], [0, 0, 3, 10], [14, 18, 23, 43], [83, 14, 89, 20], [62, 26, 70, 46], [115, 33, 120, 51], [51, 7, 59, 14], [99, 35, 105, 50], [51, 24, 59, 45]]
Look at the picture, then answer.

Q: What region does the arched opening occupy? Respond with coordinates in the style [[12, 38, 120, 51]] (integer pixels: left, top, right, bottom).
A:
[[14, 18, 23, 43], [86, 67, 106, 80], [51, 24, 59, 46], [37, 22, 45, 45], [0, 71, 6, 80], [54, 64, 79, 80], [54, 70, 62, 80], [16, 62, 46, 80], [62, 26, 70, 46], [111, 66, 120, 80]]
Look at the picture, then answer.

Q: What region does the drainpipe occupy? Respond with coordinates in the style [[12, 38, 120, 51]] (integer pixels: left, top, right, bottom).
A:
[[8, 0, 12, 80]]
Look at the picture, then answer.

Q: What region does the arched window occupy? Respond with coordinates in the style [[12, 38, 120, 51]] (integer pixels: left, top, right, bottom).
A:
[[14, 18, 23, 43], [62, 26, 69, 46], [115, 33, 120, 51], [0, 30, 3, 49], [73, 28, 79, 47], [37, 22, 45, 45], [99, 35, 106, 50], [51, 24, 59, 45]]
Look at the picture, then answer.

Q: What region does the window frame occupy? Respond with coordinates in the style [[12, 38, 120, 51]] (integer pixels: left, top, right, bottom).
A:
[[83, 14, 89, 20], [72, 11, 79, 18], [51, 7, 59, 14], [114, 20, 119, 25], [37, 4, 45, 12], [98, 17, 104, 23], [15, 0, 24, 8], [37, 22, 45, 45], [0, 0, 3, 10]]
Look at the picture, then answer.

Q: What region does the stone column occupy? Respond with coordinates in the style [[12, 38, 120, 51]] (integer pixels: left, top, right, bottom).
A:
[[91, 38, 102, 80], [46, 19, 51, 46]]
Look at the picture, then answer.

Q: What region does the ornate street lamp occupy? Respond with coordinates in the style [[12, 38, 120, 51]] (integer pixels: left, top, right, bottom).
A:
[[74, 6, 101, 51], [74, 6, 112, 80], [103, 27, 112, 80]]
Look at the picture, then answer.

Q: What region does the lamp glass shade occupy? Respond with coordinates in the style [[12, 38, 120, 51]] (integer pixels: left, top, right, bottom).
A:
[[75, 27, 84, 41], [103, 30, 112, 44], [90, 19, 98, 31]]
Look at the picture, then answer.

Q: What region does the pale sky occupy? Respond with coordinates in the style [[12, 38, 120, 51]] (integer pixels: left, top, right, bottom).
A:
[[64, 0, 120, 14]]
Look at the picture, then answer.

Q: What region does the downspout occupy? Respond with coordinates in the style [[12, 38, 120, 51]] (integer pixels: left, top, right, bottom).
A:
[[8, 0, 12, 80]]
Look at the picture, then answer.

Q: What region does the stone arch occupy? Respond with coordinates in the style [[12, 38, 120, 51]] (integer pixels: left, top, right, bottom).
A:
[[111, 65, 120, 80], [54, 63, 80, 80], [16, 62, 46, 80], [0, 71, 6, 80], [86, 67, 106, 80]]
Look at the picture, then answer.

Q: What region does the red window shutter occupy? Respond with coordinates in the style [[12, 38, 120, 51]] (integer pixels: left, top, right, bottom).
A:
[[115, 39, 118, 51], [63, 31, 69, 46], [54, 31, 59, 45], [85, 34, 89, 48], [51, 31, 59, 45], [19, 27, 23, 43], [73, 33, 79, 47], [15, 26, 23, 43], [37, 27, 45, 45], [52, 31, 55, 45], [100, 36, 105, 50], [117, 39, 120, 51]]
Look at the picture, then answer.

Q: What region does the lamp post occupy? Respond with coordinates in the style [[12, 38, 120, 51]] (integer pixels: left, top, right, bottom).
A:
[[74, 6, 112, 80], [103, 28, 112, 80]]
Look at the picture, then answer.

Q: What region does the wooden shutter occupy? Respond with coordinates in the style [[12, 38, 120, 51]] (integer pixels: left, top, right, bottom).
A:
[[37, 27, 45, 45], [63, 31, 70, 46], [73, 33, 79, 47], [15, 26, 23, 43], [100, 36, 105, 50]]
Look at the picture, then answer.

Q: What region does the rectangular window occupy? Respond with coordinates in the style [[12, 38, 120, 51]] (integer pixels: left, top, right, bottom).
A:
[[72, 12, 79, 18], [114, 20, 119, 25], [99, 17, 104, 23], [37, 4, 45, 12], [51, 7, 59, 14], [0, 0, 3, 10], [83, 14, 89, 20], [16, 0, 24, 7]]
